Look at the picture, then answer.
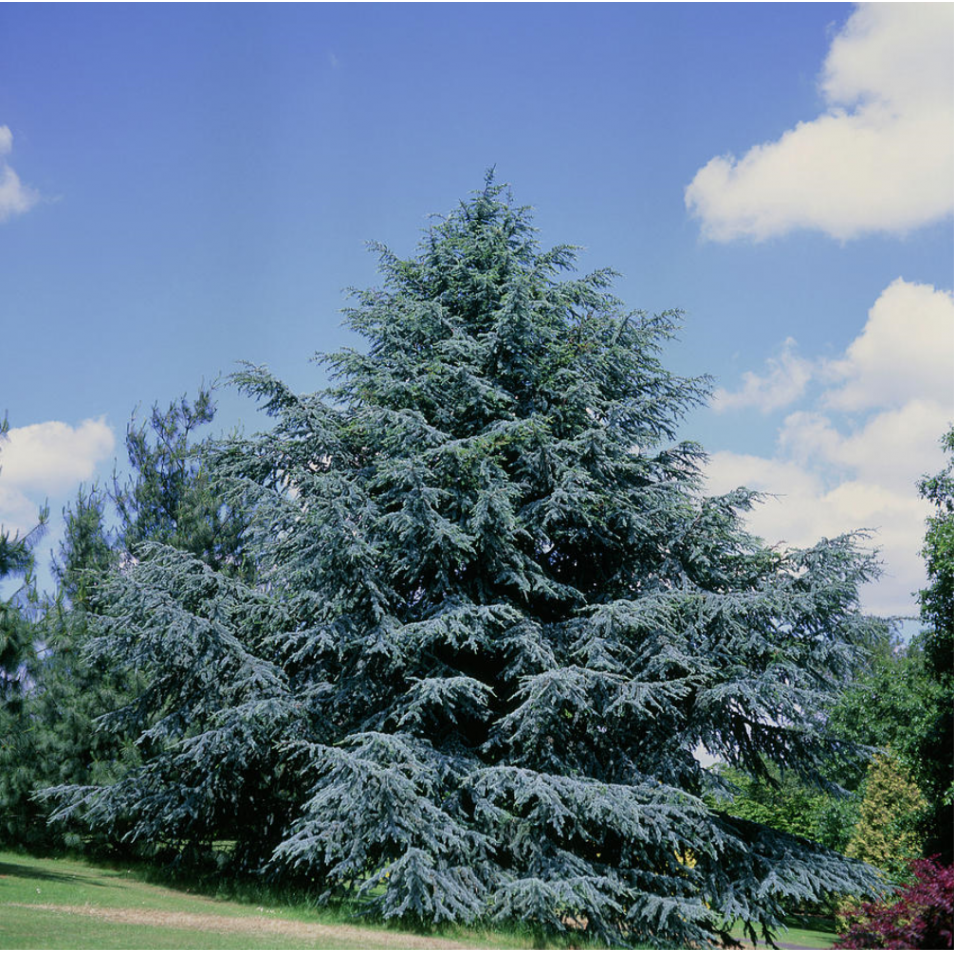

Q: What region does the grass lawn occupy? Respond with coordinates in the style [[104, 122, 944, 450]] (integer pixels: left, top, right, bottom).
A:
[[1, 850, 839, 950], [0, 851, 547, 950], [730, 914, 838, 949], [770, 914, 838, 949]]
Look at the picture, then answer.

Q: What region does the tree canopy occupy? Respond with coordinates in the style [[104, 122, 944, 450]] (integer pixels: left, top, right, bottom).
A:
[[915, 425, 954, 863], [0, 420, 45, 710], [0, 428, 47, 846], [45, 178, 883, 947], [0, 392, 240, 851]]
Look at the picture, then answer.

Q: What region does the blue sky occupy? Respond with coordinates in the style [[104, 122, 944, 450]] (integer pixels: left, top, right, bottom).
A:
[[1, 3, 951, 616]]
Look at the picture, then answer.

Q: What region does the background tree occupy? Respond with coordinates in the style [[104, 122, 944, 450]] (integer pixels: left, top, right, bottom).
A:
[[845, 753, 925, 883], [0, 421, 47, 845], [18, 488, 138, 852], [0, 490, 121, 850], [114, 388, 251, 579], [914, 425, 954, 863], [707, 762, 854, 854], [0, 553, 44, 847], [0, 418, 44, 700], [47, 178, 883, 947], [708, 603, 938, 883], [0, 526, 40, 703], [826, 626, 932, 791], [1, 390, 244, 851]]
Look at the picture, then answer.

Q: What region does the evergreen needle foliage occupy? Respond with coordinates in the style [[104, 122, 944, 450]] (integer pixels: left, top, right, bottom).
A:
[[845, 753, 925, 883], [1, 392, 245, 852], [0, 431, 47, 846], [46, 177, 884, 947]]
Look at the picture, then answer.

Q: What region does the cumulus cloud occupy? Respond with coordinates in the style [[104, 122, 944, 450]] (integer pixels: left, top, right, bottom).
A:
[[824, 279, 954, 411], [0, 125, 40, 224], [712, 337, 812, 413], [705, 278, 953, 616], [0, 484, 45, 540], [685, 3, 954, 241], [0, 419, 115, 535], [780, 400, 952, 495], [707, 448, 933, 617]]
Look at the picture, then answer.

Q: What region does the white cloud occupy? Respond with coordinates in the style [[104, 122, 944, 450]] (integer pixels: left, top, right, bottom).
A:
[[0, 419, 115, 536], [0, 125, 40, 224], [712, 337, 812, 413], [780, 400, 952, 495], [824, 279, 954, 411], [705, 278, 953, 616], [0, 484, 45, 540], [706, 449, 935, 618], [685, 3, 954, 242]]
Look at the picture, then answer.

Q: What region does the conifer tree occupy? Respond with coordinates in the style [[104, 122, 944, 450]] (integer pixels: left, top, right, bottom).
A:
[[0, 490, 134, 849], [0, 529, 39, 702], [0, 547, 44, 846], [114, 388, 250, 578], [14, 392, 245, 851], [845, 754, 925, 884], [0, 431, 47, 845], [48, 178, 883, 946], [30, 489, 138, 850], [0, 418, 44, 705]]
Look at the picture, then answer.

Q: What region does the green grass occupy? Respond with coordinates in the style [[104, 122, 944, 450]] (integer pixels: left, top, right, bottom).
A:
[[0, 851, 581, 949], [774, 914, 839, 948], [0, 852, 361, 949], [1, 850, 840, 950], [730, 913, 839, 949], [1, 905, 340, 950]]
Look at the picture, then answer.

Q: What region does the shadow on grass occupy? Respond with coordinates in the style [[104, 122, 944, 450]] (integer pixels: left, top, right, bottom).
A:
[[0, 859, 110, 888]]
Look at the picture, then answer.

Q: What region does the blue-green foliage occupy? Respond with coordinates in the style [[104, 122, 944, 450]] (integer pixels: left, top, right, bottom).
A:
[[46, 178, 883, 946]]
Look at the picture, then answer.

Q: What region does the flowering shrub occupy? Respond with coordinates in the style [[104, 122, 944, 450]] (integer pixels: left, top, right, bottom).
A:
[[834, 857, 954, 949]]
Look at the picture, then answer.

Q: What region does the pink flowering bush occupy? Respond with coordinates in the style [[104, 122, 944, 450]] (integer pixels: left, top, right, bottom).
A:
[[834, 857, 954, 949]]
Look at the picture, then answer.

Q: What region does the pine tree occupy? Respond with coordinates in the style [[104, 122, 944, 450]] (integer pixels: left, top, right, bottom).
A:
[[113, 388, 250, 578], [0, 554, 44, 847], [0, 489, 134, 850], [32, 489, 139, 850], [19, 392, 246, 852], [0, 527, 40, 702], [0, 424, 47, 845], [0, 417, 45, 703], [47, 178, 883, 946]]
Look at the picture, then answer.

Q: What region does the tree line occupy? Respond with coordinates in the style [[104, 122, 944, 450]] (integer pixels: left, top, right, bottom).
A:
[[1, 179, 951, 948]]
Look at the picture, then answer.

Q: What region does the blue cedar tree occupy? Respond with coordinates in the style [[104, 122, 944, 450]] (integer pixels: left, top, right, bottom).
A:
[[47, 179, 883, 947]]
